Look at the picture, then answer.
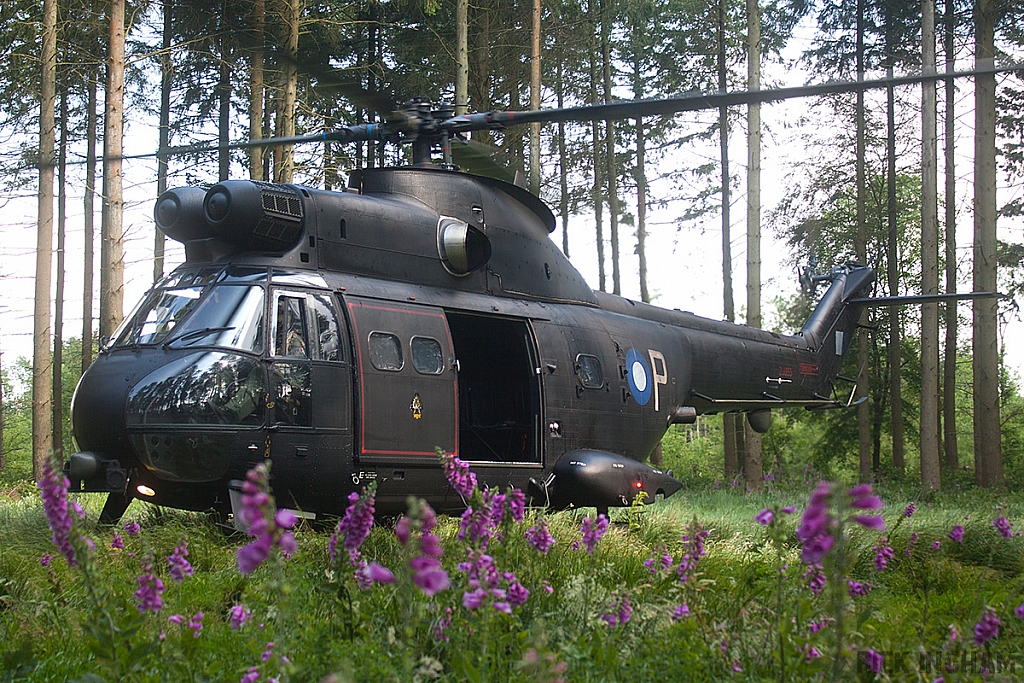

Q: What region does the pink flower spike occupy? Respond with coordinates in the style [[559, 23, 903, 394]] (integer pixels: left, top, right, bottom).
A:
[[275, 508, 297, 530], [853, 515, 885, 531], [360, 561, 396, 586]]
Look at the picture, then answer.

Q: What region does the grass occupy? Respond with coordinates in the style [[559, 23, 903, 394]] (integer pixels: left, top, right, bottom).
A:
[[1, 476, 1023, 682]]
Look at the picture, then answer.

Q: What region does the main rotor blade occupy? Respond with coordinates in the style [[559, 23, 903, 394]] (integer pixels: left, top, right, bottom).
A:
[[443, 64, 1024, 132]]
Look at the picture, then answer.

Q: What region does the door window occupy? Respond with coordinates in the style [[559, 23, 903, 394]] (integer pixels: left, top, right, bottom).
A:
[[368, 332, 403, 371], [411, 336, 445, 375]]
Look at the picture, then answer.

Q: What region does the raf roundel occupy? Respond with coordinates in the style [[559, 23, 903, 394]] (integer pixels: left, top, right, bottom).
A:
[[625, 348, 652, 406]]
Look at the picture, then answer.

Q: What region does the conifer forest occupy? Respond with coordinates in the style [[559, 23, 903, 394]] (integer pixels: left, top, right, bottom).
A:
[[2, 1, 1024, 681]]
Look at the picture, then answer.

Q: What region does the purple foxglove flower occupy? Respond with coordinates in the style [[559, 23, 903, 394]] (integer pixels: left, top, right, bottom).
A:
[[993, 515, 1013, 539], [933, 540, 941, 550], [167, 614, 184, 625], [508, 581, 529, 607], [275, 509, 297, 530], [493, 601, 512, 614], [410, 555, 450, 596], [463, 587, 487, 609], [525, 520, 556, 555], [580, 514, 609, 554], [330, 488, 375, 566], [973, 608, 1001, 645], [508, 489, 527, 523], [863, 649, 884, 673], [852, 515, 885, 531], [803, 565, 826, 596], [241, 666, 260, 683], [440, 451, 477, 499], [904, 502, 916, 518], [672, 604, 690, 620], [358, 561, 395, 586], [949, 524, 964, 542], [229, 604, 252, 630], [804, 645, 822, 662], [847, 580, 871, 597], [167, 540, 193, 583], [801, 533, 834, 565], [782, 506, 796, 515], [262, 642, 274, 662], [1014, 603, 1024, 620], [40, 553, 52, 568], [134, 562, 165, 614], [278, 532, 296, 558], [237, 535, 273, 575], [37, 461, 77, 566], [874, 545, 894, 572], [189, 612, 203, 637], [395, 516, 411, 546], [754, 508, 773, 526], [124, 521, 141, 537]]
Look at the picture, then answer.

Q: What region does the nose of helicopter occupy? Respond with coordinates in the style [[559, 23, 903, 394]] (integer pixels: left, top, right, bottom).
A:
[[72, 351, 147, 460]]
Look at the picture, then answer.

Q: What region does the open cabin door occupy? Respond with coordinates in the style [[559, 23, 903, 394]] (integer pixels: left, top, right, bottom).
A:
[[346, 297, 457, 461]]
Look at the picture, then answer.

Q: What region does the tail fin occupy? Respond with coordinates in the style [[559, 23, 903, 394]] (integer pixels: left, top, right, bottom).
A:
[[799, 264, 875, 395]]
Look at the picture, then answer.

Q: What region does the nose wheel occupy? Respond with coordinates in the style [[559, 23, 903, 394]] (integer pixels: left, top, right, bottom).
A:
[[99, 491, 134, 525]]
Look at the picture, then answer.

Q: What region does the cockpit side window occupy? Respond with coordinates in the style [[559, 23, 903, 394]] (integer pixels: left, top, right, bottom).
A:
[[309, 293, 344, 362], [274, 295, 309, 358]]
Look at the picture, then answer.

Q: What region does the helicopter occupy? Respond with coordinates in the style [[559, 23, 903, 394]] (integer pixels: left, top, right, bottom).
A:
[[65, 72, 1006, 524]]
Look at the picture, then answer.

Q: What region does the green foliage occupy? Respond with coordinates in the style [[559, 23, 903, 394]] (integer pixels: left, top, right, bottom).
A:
[[7, 471, 1023, 682]]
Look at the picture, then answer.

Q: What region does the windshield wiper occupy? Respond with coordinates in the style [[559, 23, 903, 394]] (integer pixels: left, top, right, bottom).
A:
[[165, 326, 236, 348]]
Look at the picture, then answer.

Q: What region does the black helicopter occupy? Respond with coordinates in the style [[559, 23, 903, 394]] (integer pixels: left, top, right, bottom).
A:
[[65, 73, 1002, 523]]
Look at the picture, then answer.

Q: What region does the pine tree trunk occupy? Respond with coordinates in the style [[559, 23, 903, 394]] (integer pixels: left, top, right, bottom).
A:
[[886, 58, 905, 472], [156, 0, 171, 281], [855, 0, 872, 482], [277, 0, 300, 182], [82, 76, 97, 373], [35, 0, 57, 479], [250, 0, 265, 180], [100, 0, 126, 341], [557, 56, 569, 257], [920, 0, 941, 490], [54, 91, 68, 462], [942, 0, 959, 472], [456, 0, 468, 115], [973, 0, 1002, 488], [528, 0, 540, 195], [744, 0, 763, 492], [600, 0, 620, 296], [218, 0, 232, 181], [720, 0, 737, 479], [588, 2, 605, 291]]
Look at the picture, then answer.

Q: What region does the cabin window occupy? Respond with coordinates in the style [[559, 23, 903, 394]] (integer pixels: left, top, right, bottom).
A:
[[576, 354, 604, 389], [411, 336, 444, 374], [368, 332, 403, 371], [274, 295, 309, 358], [310, 293, 343, 362]]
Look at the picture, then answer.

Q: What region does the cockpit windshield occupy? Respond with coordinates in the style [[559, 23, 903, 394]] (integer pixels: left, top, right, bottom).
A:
[[112, 283, 265, 354]]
